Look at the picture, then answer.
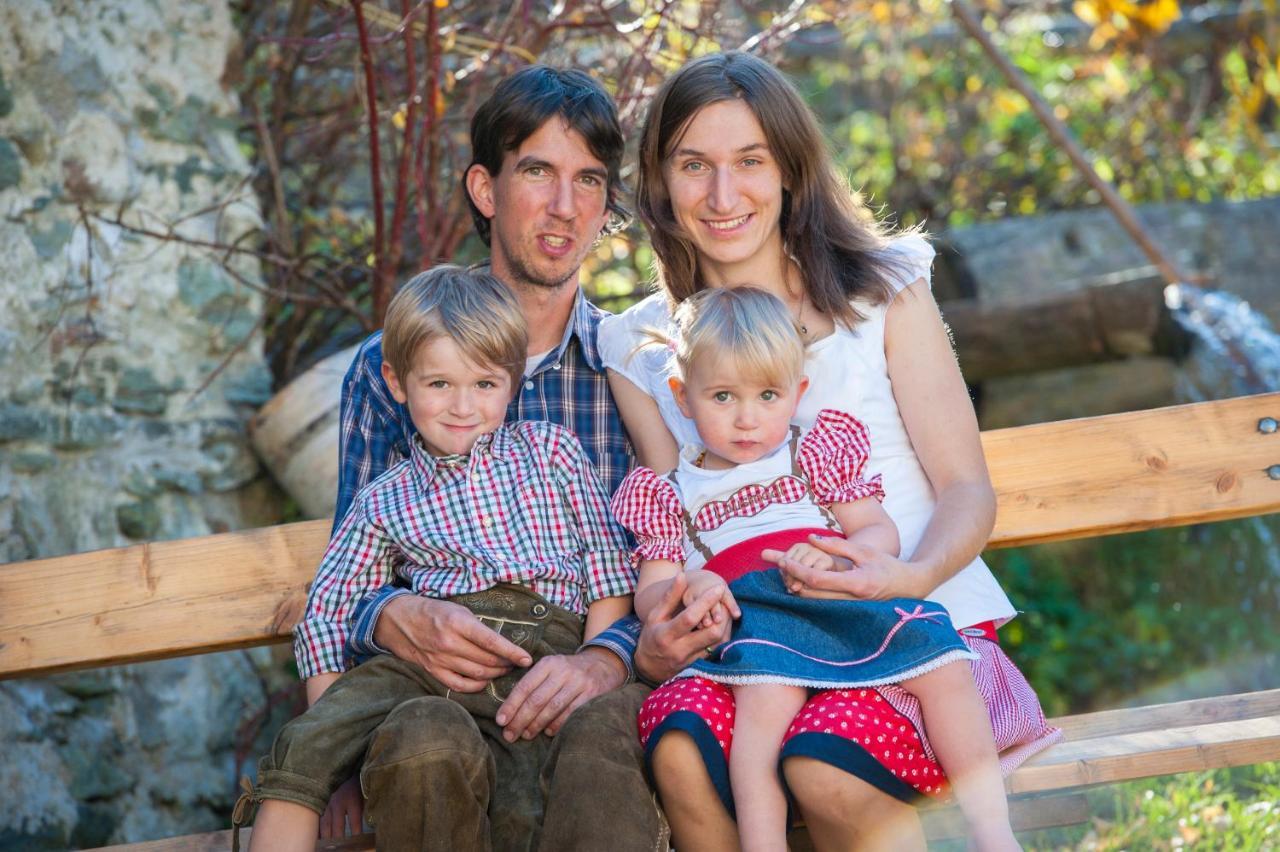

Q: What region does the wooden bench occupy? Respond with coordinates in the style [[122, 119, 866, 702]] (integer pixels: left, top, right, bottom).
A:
[[4, 392, 1280, 850]]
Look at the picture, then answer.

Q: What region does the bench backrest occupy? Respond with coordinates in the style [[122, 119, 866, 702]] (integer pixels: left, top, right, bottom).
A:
[[3, 392, 1278, 680]]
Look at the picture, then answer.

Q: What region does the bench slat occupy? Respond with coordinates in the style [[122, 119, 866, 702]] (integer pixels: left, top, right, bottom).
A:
[[95, 830, 373, 851], [983, 391, 1280, 548], [1008, 715, 1280, 794], [1051, 688, 1280, 740], [0, 519, 329, 679], [3, 393, 1278, 680]]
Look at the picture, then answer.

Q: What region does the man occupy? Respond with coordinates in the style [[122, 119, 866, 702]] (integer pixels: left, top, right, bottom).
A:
[[323, 66, 729, 851]]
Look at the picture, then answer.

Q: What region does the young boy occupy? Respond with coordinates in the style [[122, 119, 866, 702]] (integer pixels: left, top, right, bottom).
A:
[[244, 265, 635, 852]]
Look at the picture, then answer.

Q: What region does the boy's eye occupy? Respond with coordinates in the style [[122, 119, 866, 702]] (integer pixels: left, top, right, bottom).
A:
[[477, 380, 496, 389], [760, 389, 778, 401], [428, 380, 448, 389], [713, 391, 731, 402]]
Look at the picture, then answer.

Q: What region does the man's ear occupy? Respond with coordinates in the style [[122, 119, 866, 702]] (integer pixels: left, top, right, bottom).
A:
[[465, 163, 497, 219], [382, 360, 409, 405], [669, 376, 692, 419]]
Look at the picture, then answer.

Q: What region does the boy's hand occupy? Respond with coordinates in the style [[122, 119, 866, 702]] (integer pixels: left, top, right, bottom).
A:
[[320, 776, 364, 839], [374, 595, 532, 692]]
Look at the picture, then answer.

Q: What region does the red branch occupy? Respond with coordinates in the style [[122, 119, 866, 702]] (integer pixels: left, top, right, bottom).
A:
[[351, 0, 390, 323], [386, 0, 420, 277]]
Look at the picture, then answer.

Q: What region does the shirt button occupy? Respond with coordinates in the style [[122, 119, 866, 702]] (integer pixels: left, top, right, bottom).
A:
[[532, 603, 548, 617], [552, 362, 561, 370], [524, 380, 534, 390]]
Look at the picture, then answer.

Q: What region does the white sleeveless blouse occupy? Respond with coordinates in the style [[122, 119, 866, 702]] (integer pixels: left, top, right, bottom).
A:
[[598, 235, 1016, 629]]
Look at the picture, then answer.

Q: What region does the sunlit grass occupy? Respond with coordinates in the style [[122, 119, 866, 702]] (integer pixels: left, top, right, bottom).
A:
[[1019, 763, 1280, 851]]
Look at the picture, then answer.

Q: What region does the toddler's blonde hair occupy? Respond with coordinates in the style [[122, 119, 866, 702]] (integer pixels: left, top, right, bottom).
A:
[[646, 287, 806, 388]]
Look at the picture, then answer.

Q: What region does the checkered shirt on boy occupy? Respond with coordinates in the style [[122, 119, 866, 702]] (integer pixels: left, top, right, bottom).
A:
[[295, 419, 636, 678]]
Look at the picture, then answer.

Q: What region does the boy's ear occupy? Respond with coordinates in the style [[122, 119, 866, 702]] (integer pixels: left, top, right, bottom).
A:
[[796, 375, 810, 400], [465, 163, 497, 219], [668, 376, 692, 418], [381, 360, 409, 405]]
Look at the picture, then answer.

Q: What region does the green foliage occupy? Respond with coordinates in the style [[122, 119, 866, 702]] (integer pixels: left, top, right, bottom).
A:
[[990, 517, 1280, 716], [800, 1, 1280, 228], [1017, 763, 1280, 850]]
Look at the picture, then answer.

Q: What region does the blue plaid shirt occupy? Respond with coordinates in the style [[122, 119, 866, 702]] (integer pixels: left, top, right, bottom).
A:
[[339, 289, 644, 676]]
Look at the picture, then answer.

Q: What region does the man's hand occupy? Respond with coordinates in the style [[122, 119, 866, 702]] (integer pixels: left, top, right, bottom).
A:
[[634, 572, 736, 684], [495, 647, 626, 742], [320, 776, 364, 839], [373, 595, 532, 692]]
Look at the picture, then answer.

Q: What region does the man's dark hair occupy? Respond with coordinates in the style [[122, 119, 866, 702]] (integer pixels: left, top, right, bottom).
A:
[[466, 66, 629, 245]]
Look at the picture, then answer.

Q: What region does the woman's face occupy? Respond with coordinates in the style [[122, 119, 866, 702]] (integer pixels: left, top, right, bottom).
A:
[[663, 99, 785, 286]]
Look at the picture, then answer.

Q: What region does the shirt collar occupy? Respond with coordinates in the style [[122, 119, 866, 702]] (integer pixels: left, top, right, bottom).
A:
[[471, 261, 605, 373], [554, 288, 605, 373], [408, 427, 514, 490]]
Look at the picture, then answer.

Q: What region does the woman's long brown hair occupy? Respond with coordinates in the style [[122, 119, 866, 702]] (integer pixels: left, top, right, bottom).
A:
[[636, 51, 918, 325]]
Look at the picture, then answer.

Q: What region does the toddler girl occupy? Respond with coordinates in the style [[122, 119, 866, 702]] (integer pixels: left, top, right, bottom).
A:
[[612, 287, 1018, 851]]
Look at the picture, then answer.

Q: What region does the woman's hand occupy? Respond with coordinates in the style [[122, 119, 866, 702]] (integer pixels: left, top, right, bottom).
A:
[[764, 535, 930, 601]]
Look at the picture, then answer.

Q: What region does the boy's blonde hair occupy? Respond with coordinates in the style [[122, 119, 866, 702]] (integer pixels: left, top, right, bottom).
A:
[[382, 265, 527, 390], [649, 287, 806, 387]]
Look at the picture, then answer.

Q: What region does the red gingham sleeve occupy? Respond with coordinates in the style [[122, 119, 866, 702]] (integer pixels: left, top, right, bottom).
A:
[[610, 467, 687, 564], [798, 408, 885, 507]]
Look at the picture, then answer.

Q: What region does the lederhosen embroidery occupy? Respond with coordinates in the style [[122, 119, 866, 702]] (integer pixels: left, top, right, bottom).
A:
[[677, 426, 840, 562]]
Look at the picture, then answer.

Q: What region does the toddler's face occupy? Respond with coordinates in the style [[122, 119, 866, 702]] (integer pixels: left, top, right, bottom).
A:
[[384, 336, 512, 457], [672, 356, 806, 470]]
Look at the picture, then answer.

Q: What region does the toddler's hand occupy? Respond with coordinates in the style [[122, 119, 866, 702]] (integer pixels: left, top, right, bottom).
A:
[[681, 570, 738, 629], [766, 542, 837, 593]]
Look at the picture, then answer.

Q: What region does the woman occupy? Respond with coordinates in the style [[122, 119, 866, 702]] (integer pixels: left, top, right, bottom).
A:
[[599, 52, 1060, 850]]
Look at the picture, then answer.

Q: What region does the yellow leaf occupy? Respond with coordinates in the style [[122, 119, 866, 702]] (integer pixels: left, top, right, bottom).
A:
[[433, 0, 447, 8], [391, 107, 407, 130], [965, 74, 983, 94], [366, 253, 377, 267], [870, 2, 891, 23]]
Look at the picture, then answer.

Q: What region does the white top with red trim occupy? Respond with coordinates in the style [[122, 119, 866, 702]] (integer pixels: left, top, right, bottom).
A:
[[612, 410, 884, 571], [599, 235, 1017, 629]]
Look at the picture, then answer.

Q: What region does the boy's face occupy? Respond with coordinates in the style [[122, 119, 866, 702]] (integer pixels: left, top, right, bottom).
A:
[[382, 337, 513, 457], [670, 356, 807, 470]]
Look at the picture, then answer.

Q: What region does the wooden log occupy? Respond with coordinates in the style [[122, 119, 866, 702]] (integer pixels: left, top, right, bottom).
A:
[[942, 277, 1191, 382], [248, 344, 359, 520]]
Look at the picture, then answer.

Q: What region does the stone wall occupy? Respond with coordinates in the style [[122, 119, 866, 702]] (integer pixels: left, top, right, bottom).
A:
[[0, 3, 294, 847]]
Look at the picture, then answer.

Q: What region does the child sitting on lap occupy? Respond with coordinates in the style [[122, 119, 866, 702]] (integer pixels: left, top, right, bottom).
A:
[[613, 287, 1018, 851], [244, 265, 635, 852]]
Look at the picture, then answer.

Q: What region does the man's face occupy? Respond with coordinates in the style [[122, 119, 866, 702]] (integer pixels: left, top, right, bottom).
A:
[[468, 118, 612, 291]]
